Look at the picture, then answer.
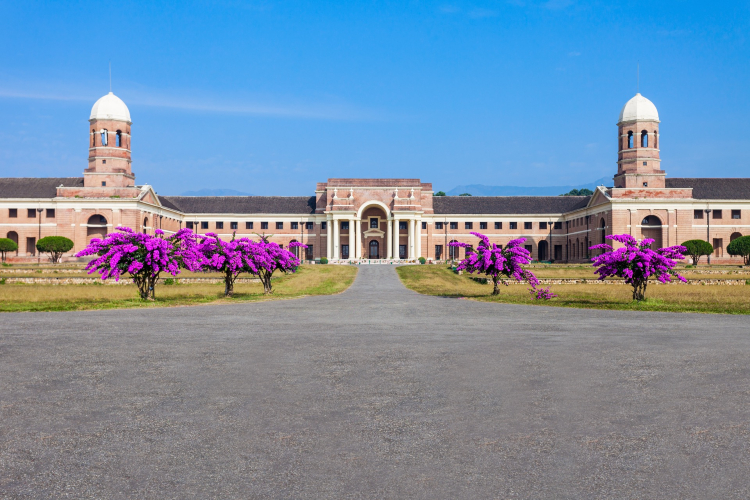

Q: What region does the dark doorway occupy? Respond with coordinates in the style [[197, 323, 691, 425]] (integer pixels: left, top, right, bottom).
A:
[[399, 244, 407, 259], [369, 240, 379, 259], [342, 244, 349, 259], [435, 244, 443, 260], [538, 240, 548, 261]]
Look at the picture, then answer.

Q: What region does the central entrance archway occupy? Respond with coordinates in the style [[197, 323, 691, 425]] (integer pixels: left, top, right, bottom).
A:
[[369, 240, 379, 259]]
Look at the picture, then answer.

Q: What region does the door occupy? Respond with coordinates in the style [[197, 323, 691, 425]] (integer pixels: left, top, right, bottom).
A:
[[399, 244, 407, 259], [435, 245, 443, 260], [369, 240, 379, 259], [341, 244, 349, 259], [26, 237, 36, 256]]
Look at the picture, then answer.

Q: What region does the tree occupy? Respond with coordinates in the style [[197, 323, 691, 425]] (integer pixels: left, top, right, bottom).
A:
[[434, 191, 446, 196], [197, 232, 261, 296], [76, 227, 202, 300], [560, 188, 594, 196], [458, 193, 472, 197], [243, 236, 305, 294], [681, 239, 713, 266], [590, 234, 687, 301], [449, 232, 547, 297], [0, 238, 18, 263], [727, 235, 750, 265], [36, 236, 74, 263]]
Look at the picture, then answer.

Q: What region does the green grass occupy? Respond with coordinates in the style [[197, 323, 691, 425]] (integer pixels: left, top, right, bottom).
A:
[[397, 265, 750, 315], [0, 265, 357, 313]]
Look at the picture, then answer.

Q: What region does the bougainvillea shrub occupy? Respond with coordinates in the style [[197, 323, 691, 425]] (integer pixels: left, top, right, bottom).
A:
[[590, 234, 687, 301], [76, 227, 201, 300], [242, 236, 305, 294], [449, 232, 549, 298]]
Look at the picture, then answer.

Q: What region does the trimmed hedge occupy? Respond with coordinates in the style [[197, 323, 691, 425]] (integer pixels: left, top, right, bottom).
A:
[[681, 239, 713, 266], [727, 235, 750, 265], [36, 236, 74, 263], [0, 238, 18, 262]]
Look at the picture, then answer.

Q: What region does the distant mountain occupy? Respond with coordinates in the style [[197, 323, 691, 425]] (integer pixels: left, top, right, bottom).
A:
[[445, 177, 610, 197], [179, 188, 253, 196]]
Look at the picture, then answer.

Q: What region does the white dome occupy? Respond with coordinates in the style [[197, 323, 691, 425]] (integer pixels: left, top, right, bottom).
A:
[[89, 92, 131, 122], [618, 93, 659, 123]]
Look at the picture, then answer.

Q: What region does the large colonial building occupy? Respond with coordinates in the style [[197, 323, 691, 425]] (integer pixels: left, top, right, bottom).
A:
[[1, 92, 749, 263]]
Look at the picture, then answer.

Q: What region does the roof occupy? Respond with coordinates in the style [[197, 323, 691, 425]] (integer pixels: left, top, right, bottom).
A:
[[433, 195, 591, 215], [90, 92, 131, 122], [159, 196, 317, 214], [0, 177, 83, 198], [618, 93, 659, 123], [666, 178, 750, 200]]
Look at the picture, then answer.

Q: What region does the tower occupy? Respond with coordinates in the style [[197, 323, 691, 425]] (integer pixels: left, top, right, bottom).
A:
[[84, 92, 135, 189], [614, 93, 663, 189]]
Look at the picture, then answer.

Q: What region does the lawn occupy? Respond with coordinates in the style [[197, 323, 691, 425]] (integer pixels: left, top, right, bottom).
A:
[[0, 265, 357, 313], [397, 265, 750, 315]]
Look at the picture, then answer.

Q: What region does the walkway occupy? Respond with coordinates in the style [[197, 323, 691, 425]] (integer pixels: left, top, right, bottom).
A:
[[1, 266, 749, 498]]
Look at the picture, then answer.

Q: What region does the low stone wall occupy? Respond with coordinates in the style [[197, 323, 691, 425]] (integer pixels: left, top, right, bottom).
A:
[[1, 277, 261, 285]]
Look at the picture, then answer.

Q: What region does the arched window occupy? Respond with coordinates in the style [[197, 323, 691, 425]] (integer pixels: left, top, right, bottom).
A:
[[86, 215, 108, 242], [600, 218, 606, 245], [290, 239, 299, 258], [641, 215, 661, 226], [449, 239, 459, 260], [143, 217, 149, 234], [653, 130, 658, 149], [101, 129, 108, 146], [731, 232, 742, 242], [627, 131, 634, 149], [6, 231, 19, 256], [641, 130, 648, 148], [92, 130, 96, 147], [116, 130, 122, 147]]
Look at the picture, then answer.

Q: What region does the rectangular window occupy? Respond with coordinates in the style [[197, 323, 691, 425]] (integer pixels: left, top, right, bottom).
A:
[[321, 221, 327, 230], [230, 222, 238, 230], [694, 210, 703, 219], [399, 244, 407, 259], [27, 208, 36, 218], [276, 222, 284, 230], [465, 222, 473, 230], [186, 221, 194, 229], [510, 222, 517, 230], [246, 221, 254, 230], [479, 222, 487, 230], [449, 222, 458, 230], [305, 245, 313, 260], [495, 222, 502, 230], [732, 210, 741, 219], [291, 222, 299, 230], [370, 217, 379, 228], [539, 222, 547, 230], [306, 222, 314, 230], [341, 244, 349, 259], [524, 222, 532, 230], [422, 222, 427, 230], [554, 222, 562, 230], [525, 244, 533, 254], [201, 221, 209, 229], [713, 210, 722, 219], [216, 221, 224, 230], [46, 208, 55, 218], [435, 222, 444, 230], [341, 221, 349, 230], [261, 222, 268, 230], [101, 181, 106, 187], [435, 245, 443, 260], [9, 209, 17, 218], [399, 221, 407, 230]]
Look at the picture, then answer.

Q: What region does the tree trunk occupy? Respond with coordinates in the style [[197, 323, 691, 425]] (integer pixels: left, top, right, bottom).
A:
[[260, 270, 273, 294], [632, 279, 647, 301], [224, 269, 235, 297], [492, 276, 500, 295]]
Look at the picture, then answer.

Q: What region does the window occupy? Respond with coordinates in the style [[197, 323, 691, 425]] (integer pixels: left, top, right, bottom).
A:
[[101, 129, 108, 146], [465, 222, 473, 230], [370, 217, 379, 229], [246, 221, 254, 230], [480, 222, 487, 230], [201, 221, 209, 229], [291, 222, 298, 230], [321, 222, 327, 230], [341, 221, 349, 230], [641, 130, 648, 148], [261, 222, 268, 230], [539, 222, 547, 230], [101, 181, 106, 187], [102, 160, 106, 164], [524, 222, 532, 230], [694, 210, 704, 220], [643, 182, 648, 187], [305, 245, 313, 260], [510, 222, 517, 230], [46, 209, 55, 218], [230, 222, 238, 230], [713, 210, 722, 219], [732, 210, 741, 219], [554, 222, 562, 230], [422, 222, 427, 230], [215, 222, 224, 229], [495, 222, 502, 230], [186, 221, 194, 229], [435, 222, 444, 230], [435, 245, 443, 260], [399, 221, 408, 230], [92, 130, 96, 147], [276, 222, 284, 230], [525, 245, 533, 254], [116, 130, 122, 147], [306, 222, 314, 230], [449, 222, 458, 230], [9, 209, 17, 218], [627, 131, 633, 149], [654, 131, 658, 148], [27, 209, 36, 218]]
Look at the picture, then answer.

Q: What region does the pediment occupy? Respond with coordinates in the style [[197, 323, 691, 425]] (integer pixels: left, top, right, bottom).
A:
[[364, 228, 385, 239]]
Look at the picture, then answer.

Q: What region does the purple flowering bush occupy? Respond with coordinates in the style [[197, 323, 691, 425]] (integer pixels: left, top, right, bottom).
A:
[[76, 226, 201, 300], [589, 234, 687, 301], [449, 232, 547, 297], [243, 236, 306, 294]]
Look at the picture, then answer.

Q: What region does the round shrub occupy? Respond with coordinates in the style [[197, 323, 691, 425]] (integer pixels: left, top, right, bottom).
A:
[[36, 236, 74, 263], [681, 239, 713, 266], [319, 257, 328, 265], [0, 238, 19, 262], [418, 257, 426, 265], [727, 235, 750, 265]]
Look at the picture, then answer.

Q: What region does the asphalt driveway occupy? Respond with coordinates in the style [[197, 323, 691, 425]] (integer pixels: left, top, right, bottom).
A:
[[1, 265, 749, 499]]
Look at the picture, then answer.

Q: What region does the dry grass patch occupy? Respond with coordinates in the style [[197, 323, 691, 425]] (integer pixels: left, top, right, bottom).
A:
[[0, 265, 357, 313], [397, 265, 750, 315]]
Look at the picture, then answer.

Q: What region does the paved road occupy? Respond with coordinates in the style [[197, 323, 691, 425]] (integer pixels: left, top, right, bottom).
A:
[[1, 266, 749, 499]]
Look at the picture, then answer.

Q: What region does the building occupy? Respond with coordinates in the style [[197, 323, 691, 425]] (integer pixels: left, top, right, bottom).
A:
[[1, 92, 749, 263]]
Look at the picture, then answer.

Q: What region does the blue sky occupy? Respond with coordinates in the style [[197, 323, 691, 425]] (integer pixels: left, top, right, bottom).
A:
[[0, 1, 748, 195]]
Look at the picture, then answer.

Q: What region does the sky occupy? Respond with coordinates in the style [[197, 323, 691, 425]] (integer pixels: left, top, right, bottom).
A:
[[0, 1, 748, 196]]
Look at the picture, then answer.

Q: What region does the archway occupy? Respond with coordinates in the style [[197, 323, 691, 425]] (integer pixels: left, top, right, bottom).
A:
[[87, 214, 108, 243], [290, 239, 299, 259], [538, 240, 549, 261], [448, 239, 459, 260], [369, 240, 379, 259], [143, 217, 149, 234], [641, 215, 662, 248], [6, 231, 18, 256], [731, 232, 742, 242]]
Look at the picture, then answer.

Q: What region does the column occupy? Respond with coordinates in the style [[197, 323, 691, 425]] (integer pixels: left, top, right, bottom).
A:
[[326, 215, 332, 259], [416, 219, 422, 259], [333, 218, 340, 259], [409, 219, 416, 260], [393, 217, 400, 259], [386, 218, 393, 259], [348, 218, 355, 260], [355, 219, 362, 259]]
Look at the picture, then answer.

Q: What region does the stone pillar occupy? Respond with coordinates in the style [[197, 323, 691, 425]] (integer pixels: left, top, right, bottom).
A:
[[409, 219, 415, 259], [326, 215, 333, 259], [393, 217, 400, 259], [416, 219, 422, 259], [355, 219, 362, 259], [386, 218, 393, 259], [348, 218, 355, 260], [333, 217, 340, 259]]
